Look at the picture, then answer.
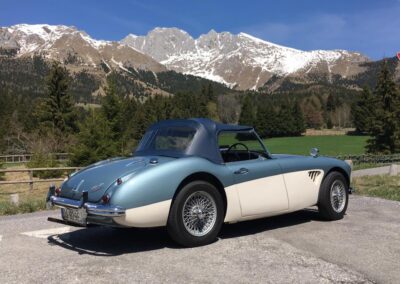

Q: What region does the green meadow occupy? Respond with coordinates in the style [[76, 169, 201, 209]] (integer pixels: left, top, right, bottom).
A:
[[263, 135, 368, 156]]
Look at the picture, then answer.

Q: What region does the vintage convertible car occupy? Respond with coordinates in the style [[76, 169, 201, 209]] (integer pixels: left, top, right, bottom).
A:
[[48, 118, 352, 247]]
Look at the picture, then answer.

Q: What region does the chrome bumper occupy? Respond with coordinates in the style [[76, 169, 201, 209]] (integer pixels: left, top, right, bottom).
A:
[[50, 196, 126, 217]]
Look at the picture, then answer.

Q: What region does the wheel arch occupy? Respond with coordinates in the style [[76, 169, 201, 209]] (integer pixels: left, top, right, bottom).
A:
[[171, 172, 228, 217], [324, 167, 350, 186], [318, 166, 350, 203]]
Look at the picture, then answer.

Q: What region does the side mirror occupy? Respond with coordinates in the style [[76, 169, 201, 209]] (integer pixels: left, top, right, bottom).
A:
[[310, 148, 319, 158]]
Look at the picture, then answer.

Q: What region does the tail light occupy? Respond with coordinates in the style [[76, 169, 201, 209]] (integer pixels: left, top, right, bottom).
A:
[[102, 194, 110, 204], [55, 187, 61, 196]]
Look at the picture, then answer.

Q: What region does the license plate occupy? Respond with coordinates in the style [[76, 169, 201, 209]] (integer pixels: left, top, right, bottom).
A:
[[62, 208, 87, 226]]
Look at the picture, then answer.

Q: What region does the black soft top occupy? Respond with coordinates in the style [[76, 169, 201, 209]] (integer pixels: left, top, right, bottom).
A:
[[134, 118, 253, 164]]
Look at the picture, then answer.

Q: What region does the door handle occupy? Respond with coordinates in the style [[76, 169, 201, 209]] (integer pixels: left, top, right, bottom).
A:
[[234, 168, 249, 175]]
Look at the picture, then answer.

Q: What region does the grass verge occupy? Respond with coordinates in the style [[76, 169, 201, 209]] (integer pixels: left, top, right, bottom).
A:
[[0, 164, 61, 216], [352, 163, 391, 171], [0, 198, 46, 215], [352, 175, 400, 202]]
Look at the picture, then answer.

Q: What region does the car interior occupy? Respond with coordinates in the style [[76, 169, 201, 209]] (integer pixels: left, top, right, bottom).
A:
[[218, 131, 268, 163], [220, 148, 261, 162]]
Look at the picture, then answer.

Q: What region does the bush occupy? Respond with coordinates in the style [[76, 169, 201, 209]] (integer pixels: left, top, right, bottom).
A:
[[27, 152, 64, 179], [0, 199, 46, 215]]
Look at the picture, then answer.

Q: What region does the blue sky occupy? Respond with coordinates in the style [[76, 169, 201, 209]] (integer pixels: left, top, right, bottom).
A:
[[1, 0, 399, 59]]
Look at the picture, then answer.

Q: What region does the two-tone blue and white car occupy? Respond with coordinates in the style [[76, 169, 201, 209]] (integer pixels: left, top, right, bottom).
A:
[[48, 118, 352, 247]]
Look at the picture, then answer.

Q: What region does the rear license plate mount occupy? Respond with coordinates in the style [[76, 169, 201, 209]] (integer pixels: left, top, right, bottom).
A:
[[61, 207, 87, 226]]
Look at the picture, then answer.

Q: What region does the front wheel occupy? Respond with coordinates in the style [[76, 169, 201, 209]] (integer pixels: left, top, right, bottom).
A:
[[318, 172, 349, 220], [167, 181, 224, 247]]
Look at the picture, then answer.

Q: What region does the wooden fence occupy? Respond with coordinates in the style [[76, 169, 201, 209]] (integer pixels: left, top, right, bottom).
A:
[[0, 153, 69, 164], [0, 167, 82, 191]]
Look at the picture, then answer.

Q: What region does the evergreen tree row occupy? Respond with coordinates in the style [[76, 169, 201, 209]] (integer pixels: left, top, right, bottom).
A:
[[238, 95, 306, 138]]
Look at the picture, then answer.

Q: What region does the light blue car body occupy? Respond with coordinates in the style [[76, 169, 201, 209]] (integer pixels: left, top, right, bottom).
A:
[[56, 118, 351, 226]]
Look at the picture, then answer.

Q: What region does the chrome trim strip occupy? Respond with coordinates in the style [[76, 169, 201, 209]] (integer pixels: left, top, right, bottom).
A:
[[84, 203, 126, 217], [50, 196, 82, 208], [50, 196, 126, 217]]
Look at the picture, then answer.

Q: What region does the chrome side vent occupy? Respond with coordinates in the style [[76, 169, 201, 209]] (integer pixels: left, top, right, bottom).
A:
[[308, 171, 321, 182]]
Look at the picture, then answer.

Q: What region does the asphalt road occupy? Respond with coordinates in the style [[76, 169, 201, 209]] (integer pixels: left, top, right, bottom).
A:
[[352, 165, 398, 177], [0, 195, 399, 283]]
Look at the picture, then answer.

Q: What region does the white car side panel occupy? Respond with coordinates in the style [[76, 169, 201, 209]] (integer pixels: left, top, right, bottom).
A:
[[113, 199, 171, 227], [283, 170, 324, 211], [224, 170, 324, 223], [224, 174, 289, 221]]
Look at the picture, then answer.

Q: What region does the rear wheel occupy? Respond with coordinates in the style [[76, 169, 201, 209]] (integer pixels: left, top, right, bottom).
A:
[[318, 171, 349, 220], [167, 181, 224, 247]]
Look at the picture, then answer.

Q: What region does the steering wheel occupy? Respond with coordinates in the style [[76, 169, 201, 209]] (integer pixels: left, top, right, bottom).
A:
[[226, 142, 251, 161]]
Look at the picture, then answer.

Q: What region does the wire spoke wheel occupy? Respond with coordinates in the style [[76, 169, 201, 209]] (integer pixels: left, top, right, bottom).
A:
[[330, 180, 346, 213], [182, 191, 217, 237]]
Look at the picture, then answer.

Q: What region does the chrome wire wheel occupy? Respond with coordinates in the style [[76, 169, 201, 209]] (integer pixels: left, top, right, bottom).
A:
[[182, 191, 217, 237], [330, 180, 346, 213]]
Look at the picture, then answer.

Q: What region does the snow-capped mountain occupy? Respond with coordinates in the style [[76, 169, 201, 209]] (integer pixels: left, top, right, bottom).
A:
[[122, 28, 369, 90], [0, 24, 371, 91], [0, 24, 165, 73]]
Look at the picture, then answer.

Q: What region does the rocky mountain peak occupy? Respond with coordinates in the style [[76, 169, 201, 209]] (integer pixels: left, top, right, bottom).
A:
[[122, 27, 195, 62], [0, 24, 166, 73], [121, 28, 370, 89]]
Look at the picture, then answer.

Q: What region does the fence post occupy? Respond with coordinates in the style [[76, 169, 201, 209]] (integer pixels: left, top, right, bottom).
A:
[[389, 164, 398, 176], [29, 170, 33, 191]]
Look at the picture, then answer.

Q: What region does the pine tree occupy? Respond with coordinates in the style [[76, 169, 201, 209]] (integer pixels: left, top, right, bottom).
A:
[[35, 62, 77, 134], [292, 101, 306, 136], [206, 83, 215, 101], [351, 86, 375, 133], [133, 106, 151, 141], [367, 62, 400, 153], [197, 93, 209, 117], [69, 110, 119, 166], [255, 104, 276, 138], [239, 95, 256, 126], [0, 91, 13, 151], [326, 93, 341, 112], [101, 81, 123, 138]]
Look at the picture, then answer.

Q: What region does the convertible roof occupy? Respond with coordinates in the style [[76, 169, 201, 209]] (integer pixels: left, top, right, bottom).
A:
[[137, 118, 254, 164]]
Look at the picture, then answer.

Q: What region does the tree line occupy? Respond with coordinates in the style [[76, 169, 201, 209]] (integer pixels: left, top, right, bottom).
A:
[[1, 60, 398, 167], [238, 94, 306, 137]]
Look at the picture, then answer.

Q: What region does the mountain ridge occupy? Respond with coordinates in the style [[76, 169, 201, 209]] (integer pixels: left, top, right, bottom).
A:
[[0, 24, 166, 73], [122, 27, 370, 90], [0, 23, 374, 91]]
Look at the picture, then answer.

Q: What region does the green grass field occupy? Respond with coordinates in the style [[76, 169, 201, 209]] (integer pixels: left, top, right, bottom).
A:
[[263, 135, 368, 156], [219, 133, 368, 156]]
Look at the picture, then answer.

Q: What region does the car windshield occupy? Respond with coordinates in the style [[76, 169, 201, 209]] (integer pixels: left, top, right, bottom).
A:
[[136, 126, 197, 154]]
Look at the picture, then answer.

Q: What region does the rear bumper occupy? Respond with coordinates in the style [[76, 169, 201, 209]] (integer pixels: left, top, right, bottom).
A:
[[50, 195, 126, 217]]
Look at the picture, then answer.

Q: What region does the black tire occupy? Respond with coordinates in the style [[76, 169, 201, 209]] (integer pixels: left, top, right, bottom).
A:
[[167, 180, 224, 247], [318, 171, 349, 220]]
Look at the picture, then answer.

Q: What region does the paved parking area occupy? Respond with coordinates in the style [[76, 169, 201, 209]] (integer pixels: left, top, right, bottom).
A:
[[0, 195, 399, 283]]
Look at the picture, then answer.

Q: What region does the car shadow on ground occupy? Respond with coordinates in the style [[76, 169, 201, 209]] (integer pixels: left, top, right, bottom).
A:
[[47, 208, 321, 256]]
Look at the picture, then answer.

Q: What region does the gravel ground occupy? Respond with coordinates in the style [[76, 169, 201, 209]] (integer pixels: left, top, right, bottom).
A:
[[0, 195, 399, 283]]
